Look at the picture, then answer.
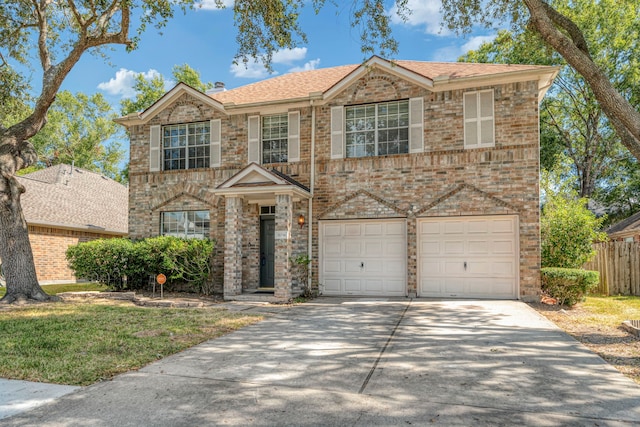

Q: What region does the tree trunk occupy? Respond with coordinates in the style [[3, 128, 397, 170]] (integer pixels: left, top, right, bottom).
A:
[[0, 173, 56, 303]]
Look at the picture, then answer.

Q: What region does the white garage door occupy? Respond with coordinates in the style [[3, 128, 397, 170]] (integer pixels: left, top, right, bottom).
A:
[[320, 219, 407, 296], [418, 216, 518, 299]]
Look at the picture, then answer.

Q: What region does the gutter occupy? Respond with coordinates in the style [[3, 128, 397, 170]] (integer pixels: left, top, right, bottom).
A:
[[27, 220, 127, 236], [308, 103, 316, 290]]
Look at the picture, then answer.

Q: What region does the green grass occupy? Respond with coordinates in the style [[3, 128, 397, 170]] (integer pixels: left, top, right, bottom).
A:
[[0, 300, 262, 386], [0, 282, 107, 298], [577, 295, 640, 327]]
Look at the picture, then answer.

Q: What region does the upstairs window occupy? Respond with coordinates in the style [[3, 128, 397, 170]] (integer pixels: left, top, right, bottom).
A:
[[163, 122, 210, 170], [345, 100, 409, 158], [262, 114, 289, 164], [161, 210, 210, 239]]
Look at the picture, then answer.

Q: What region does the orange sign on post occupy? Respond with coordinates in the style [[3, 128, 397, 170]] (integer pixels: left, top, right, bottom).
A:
[[156, 273, 166, 299]]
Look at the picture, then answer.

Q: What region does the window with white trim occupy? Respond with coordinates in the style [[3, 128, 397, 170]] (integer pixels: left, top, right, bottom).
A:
[[463, 90, 495, 148], [345, 100, 409, 158], [163, 122, 210, 170], [262, 113, 288, 163], [161, 210, 210, 239]]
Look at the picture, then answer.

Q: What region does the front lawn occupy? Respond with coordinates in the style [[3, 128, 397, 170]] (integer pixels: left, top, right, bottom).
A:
[[0, 296, 262, 386], [0, 282, 107, 298], [533, 296, 640, 384]]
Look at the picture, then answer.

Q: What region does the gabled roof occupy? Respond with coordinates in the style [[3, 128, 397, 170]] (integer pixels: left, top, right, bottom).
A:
[[114, 82, 225, 126], [607, 210, 640, 236], [210, 56, 558, 109], [17, 164, 128, 234], [216, 163, 310, 203], [114, 56, 559, 125]]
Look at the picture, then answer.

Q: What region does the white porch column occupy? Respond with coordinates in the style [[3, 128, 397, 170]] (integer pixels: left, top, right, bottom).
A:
[[223, 196, 243, 299]]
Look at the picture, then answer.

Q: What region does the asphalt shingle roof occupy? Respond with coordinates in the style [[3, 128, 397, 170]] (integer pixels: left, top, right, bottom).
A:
[[210, 60, 551, 106], [17, 164, 128, 234], [607, 210, 640, 235]]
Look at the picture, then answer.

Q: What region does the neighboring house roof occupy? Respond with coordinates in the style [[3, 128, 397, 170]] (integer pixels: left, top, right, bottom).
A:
[[17, 164, 128, 234], [115, 56, 559, 126], [607, 210, 640, 238]]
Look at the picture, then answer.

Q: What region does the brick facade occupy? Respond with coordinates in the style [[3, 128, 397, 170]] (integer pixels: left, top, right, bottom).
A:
[[122, 60, 554, 302], [28, 225, 122, 283]]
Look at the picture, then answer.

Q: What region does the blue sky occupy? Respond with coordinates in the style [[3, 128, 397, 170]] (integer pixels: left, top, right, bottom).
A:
[[59, 0, 497, 110]]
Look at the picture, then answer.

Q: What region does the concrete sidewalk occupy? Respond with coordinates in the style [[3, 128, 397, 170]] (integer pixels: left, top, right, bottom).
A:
[[2, 298, 640, 426]]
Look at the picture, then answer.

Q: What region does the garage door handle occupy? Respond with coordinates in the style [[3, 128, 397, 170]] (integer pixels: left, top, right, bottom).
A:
[[360, 262, 364, 268], [464, 261, 467, 270]]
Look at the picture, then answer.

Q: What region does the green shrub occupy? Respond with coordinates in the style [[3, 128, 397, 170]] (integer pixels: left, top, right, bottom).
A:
[[66, 239, 135, 290], [541, 267, 600, 306], [66, 237, 215, 293]]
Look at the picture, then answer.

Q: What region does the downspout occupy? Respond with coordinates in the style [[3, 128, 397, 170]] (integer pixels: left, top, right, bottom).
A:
[[308, 102, 316, 291]]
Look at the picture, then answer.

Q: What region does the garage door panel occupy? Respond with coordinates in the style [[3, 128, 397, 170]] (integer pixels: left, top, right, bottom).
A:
[[344, 279, 362, 292], [344, 224, 362, 236], [324, 260, 342, 273], [364, 223, 383, 236], [444, 221, 465, 234], [444, 241, 465, 254], [323, 224, 342, 237], [418, 216, 518, 299], [364, 241, 383, 256], [321, 219, 407, 296], [324, 279, 342, 293], [344, 241, 361, 256]]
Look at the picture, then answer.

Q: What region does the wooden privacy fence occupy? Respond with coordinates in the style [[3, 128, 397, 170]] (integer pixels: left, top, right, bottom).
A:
[[584, 241, 640, 296]]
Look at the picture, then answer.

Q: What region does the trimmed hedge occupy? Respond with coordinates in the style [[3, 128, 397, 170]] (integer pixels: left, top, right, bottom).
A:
[[66, 237, 215, 294], [541, 267, 600, 306]]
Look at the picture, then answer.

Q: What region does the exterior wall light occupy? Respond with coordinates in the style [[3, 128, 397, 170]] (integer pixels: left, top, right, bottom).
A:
[[298, 214, 305, 228]]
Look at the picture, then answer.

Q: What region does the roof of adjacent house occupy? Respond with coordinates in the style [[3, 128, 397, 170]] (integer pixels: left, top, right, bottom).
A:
[[17, 164, 128, 234], [210, 58, 556, 106], [607, 210, 640, 236]]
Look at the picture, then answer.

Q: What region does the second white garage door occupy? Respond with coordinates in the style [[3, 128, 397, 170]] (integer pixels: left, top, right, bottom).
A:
[[320, 219, 407, 296], [418, 216, 519, 299]]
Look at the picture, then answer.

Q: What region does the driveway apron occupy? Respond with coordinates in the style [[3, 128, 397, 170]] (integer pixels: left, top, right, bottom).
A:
[[3, 298, 640, 426]]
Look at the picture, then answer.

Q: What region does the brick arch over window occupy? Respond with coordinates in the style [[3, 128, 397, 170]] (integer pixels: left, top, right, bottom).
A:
[[349, 74, 402, 104], [149, 182, 216, 212], [165, 97, 208, 123]]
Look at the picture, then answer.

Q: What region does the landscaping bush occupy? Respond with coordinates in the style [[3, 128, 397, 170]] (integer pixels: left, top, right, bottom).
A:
[[541, 267, 600, 306], [66, 239, 135, 290], [66, 237, 215, 293]]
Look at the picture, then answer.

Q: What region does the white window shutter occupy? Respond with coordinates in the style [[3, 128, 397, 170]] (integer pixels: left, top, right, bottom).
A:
[[409, 97, 424, 153], [463, 92, 478, 148], [248, 115, 260, 164], [464, 90, 494, 148], [479, 90, 495, 146], [149, 125, 161, 172], [330, 106, 344, 159], [288, 111, 300, 162], [209, 119, 221, 167]]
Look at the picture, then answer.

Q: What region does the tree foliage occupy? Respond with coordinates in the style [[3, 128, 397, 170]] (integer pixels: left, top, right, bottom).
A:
[[121, 64, 213, 115], [540, 166, 607, 269], [441, 0, 640, 162], [26, 91, 126, 180]]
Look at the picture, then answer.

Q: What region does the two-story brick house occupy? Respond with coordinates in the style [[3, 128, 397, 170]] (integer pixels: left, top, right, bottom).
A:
[[116, 56, 557, 302]]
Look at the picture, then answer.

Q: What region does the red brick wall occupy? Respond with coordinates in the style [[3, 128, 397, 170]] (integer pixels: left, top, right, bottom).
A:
[[28, 225, 125, 283]]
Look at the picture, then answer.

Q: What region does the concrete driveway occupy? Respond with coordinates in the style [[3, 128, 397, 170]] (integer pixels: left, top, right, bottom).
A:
[[3, 298, 640, 426]]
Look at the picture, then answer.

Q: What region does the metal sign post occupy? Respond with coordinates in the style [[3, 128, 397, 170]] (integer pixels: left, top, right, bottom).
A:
[[156, 273, 167, 299]]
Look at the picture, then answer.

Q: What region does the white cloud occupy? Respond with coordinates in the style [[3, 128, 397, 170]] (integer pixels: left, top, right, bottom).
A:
[[288, 59, 321, 73], [390, 0, 446, 35], [461, 35, 497, 53], [429, 34, 497, 62], [97, 68, 162, 98], [196, 0, 233, 11], [272, 47, 308, 65], [230, 58, 272, 79]]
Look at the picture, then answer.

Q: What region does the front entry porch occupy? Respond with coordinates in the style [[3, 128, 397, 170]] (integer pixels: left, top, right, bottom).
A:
[[216, 163, 310, 303]]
